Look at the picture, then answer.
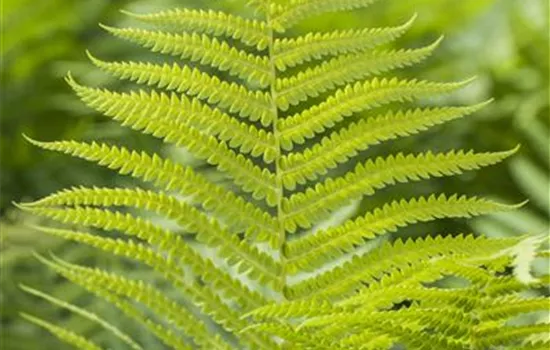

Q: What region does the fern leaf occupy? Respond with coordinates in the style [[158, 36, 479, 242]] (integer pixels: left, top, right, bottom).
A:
[[479, 296, 550, 321], [241, 323, 339, 349], [23, 186, 276, 245], [271, 0, 383, 31], [100, 25, 271, 86], [21, 285, 143, 350], [45, 259, 232, 349], [40, 255, 214, 350], [122, 8, 270, 49], [22, 2, 549, 348], [57, 259, 279, 349], [281, 102, 489, 184], [35, 225, 266, 310], [68, 75, 276, 159], [286, 235, 523, 299], [285, 194, 519, 272], [272, 14, 416, 70], [275, 38, 442, 110], [245, 298, 338, 320], [67, 81, 278, 202], [22, 205, 281, 289], [87, 54, 275, 127], [20, 314, 104, 350], [476, 324, 550, 348], [282, 148, 518, 232], [339, 285, 478, 311], [24, 137, 279, 241], [278, 77, 474, 149], [337, 330, 395, 350]]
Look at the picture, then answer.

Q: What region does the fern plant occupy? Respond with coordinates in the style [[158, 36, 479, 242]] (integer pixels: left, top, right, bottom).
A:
[[19, 0, 549, 349]]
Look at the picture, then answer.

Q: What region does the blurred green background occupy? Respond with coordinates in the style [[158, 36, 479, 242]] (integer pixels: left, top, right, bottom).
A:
[[1, 0, 548, 349]]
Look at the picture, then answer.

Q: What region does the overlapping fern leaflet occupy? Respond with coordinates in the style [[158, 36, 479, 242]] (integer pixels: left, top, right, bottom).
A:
[[20, 0, 549, 349]]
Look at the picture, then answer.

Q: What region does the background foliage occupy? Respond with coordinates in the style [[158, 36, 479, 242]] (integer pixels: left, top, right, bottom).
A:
[[1, 0, 548, 348]]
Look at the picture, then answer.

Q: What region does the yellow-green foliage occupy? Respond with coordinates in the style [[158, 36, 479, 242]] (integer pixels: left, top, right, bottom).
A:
[[19, 0, 549, 349]]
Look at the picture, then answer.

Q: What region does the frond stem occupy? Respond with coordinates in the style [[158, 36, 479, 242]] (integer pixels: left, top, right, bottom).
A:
[[266, 10, 287, 297]]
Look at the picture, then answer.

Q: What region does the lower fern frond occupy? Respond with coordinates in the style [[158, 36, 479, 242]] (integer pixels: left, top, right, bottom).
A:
[[20, 313, 104, 350], [21, 285, 144, 350]]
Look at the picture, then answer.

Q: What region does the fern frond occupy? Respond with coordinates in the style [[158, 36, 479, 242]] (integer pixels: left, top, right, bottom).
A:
[[272, 14, 416, 70], [25, 186, 275, 250], [21, 285, 143, 350], [43, 255, 214, 350], [285, 194, 519, 272], [245, 298, 338, 320], [281, 102, 489, 185], [56, 258, 279, 349], [101, 25, 271, 86], [23, 2, 549, 348], [282, 148, 518, 232], [67, 80, 278, 202], [286, 235, 523, 299], [68, 75, 276, 159], [278, 77, 473, 148], [122, 9, 270, 50], [271, 0, 383, 31], [476, 324, 550, 348], [337, 330, 395, 350], [275, 38, 442, 110], [22, 205, 281, 289], [20, 314, 103, 350], [34, 225, 266, 310], [44, 258, 232, 349], [24, 137, 280, 241], [480, 295, 550, 321], [87, 54, 275, 127], [339, 285, 479, 311]]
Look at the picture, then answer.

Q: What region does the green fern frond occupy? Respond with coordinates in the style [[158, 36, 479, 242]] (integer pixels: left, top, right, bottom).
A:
[[122, 8, 270, 50], [286, 235, 524, 299], [285, 194, 520, 272], [66, 79, 278, 202], [21, 0, 550, 348], [480, 295, 550, 321], [275, 38, 443, 110], [281, 148, 518, 231], [24, 137, 280, 241], [44, 257, 232, 350], [476, 324, 550, 348], [101, 25, 271, 86], [87, 53, 275, 127], [53, 257, 279, 349], [21, 285, 143, 350], [272, 14, 416, 70], [21, 205, 281, 288], [280, 101, 490, 183], [20, 313, 103, 350], [270, 0, 383, 31], [278, 77, 474, 148]]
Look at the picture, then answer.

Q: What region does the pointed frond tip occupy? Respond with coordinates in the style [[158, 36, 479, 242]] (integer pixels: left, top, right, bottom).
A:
[[272, 13, 419, 71]]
